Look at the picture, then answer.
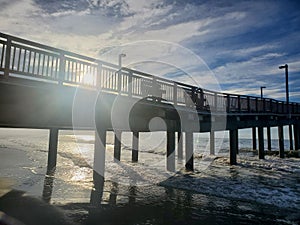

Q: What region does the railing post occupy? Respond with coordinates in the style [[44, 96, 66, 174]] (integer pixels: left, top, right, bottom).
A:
[[58, 53, 65, 85], [238, 95, 241, 112], [173, 83, 177, 105], [96, 63, 102, 89], [226, 94, 230, 113], [263, 98, 266, 112], [118, 68, 122, 93], [4, 37, 12, 78], [152, 77, 157, 99], [270, 99, 273, 112], [128, 72, 133, 97], [247, 96, 250, 112], [214, 93, 218, 111], [255, 97, 258, 112]]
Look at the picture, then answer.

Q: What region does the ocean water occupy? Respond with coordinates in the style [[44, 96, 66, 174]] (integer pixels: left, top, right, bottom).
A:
[[0, 128, 299, 225]]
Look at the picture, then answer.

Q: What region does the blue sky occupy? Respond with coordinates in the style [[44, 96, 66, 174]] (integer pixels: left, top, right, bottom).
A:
[[1, 0, 300, 102]]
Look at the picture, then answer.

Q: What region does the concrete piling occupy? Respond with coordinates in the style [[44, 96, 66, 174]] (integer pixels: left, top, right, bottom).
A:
[[185, 132, 194, 171], [258, 127, 264, 159], [229, 129, 238, 165], [132, 131, 139, 162], [252, 127, 257, 150], [210, 131, 215, 155], [114, 131, 122, 161], [278, 125, 284, 158], [177, 131, 183, 160], [267, 127, 271, 151], [167, 131, 176, 172], [47, 128, 59, 174], [94, 130, 106, 179]]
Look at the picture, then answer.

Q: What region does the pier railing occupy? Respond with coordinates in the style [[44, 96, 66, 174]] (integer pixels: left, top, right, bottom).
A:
[[1, 32, 300, 115]]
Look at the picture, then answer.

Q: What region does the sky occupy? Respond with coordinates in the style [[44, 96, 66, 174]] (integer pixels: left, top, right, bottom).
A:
[[1, 0, 300, 102]]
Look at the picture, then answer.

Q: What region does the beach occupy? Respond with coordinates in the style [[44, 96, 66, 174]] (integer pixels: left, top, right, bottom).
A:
[[0, 128, 299, 225]]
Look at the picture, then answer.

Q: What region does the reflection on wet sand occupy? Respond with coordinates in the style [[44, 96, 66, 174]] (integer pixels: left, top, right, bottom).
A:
[[37, 170, 294, 225], [1, 164, 298, 225]]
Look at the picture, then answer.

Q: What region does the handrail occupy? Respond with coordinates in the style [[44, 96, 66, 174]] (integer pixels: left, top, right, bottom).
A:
[[0, 32, 299, 115]]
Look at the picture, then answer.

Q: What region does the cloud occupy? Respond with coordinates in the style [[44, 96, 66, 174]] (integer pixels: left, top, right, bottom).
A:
[[1, 0, 300, 102]]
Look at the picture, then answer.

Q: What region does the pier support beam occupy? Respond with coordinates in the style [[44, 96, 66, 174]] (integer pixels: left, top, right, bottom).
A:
[[258, 127, 264, 159], [278, 125, 284, 158], [113, 131, 122, 161], [229, 129, 238, 165], [167, 131, 176, 172], [185, 132, 194, 171], [289, 125, 293, 150], [267, 127, 271, 151], [90, 171, 105, 207], [294, 124, 299, 150], [252, 127, 257, 150], [177, 132, 183, 160], [132, 132, 139, 162], [47, 128, 59, 174], [210, 131, 215, 155], [93, 129, 106, 186]]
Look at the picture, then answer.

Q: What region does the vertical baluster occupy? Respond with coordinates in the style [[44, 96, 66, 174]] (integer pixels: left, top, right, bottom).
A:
[[17, 48, 22, 71], [41, 54, 45, 76], [4, 37, 11, 78], [11, 45, 16, 71], [46, 55, 50, 76], [55, 57, 59, 79], [50, 55, 54, 78], [78, 63, 82, 83], [27, 51, 31, 73], [58, 54, 65, 84], [93, 65, 97, 86], [32, 52, 36, 75], [75, 61, 78, 82], [0, 43, 5, 68], [22, 49, 27, 72], [72, 61, 75, 82], [37, 53, 41, 75], [67, 60, 71, 81], [108, 70, 111, 89]]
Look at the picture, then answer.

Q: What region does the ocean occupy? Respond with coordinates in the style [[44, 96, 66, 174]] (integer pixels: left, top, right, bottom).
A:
[[0, 128, 299, 225]]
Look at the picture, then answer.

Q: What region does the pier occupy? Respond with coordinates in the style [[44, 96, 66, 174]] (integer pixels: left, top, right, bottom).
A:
[[0, 32, 299, 177]]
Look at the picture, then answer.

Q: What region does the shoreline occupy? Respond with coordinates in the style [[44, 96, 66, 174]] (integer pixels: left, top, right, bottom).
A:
[[0, 131, 300, 224]]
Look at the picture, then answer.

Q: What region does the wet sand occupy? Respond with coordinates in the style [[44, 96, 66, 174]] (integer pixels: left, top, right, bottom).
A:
[[0, 129, 300, 225]]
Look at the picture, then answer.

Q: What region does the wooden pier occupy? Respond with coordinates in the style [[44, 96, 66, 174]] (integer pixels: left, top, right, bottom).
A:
[[0, 32, 299, 177]]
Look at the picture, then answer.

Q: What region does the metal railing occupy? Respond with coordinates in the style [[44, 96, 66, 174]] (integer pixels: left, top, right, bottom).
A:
[[1, 32, 300, 115]]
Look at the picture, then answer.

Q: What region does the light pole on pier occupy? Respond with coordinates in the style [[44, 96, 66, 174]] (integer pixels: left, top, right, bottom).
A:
[[279, 64, 294, 150], [278, 64, 289, 106], [118, 53, 126, 68], [260, 86, 266, 99]]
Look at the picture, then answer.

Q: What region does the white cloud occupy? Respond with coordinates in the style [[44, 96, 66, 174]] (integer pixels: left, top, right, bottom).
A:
[[1, 0, 299, 102]]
